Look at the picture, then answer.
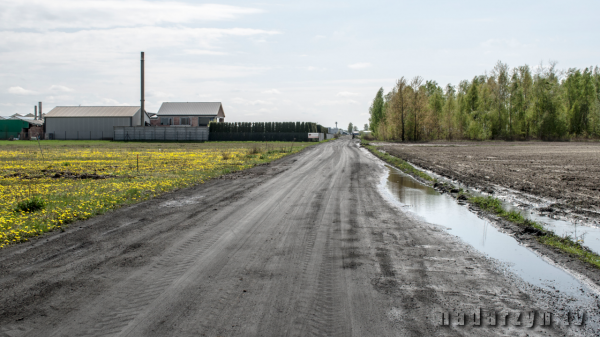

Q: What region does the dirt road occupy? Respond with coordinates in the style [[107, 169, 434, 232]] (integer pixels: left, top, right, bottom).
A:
[[0, 139, 592, 336]]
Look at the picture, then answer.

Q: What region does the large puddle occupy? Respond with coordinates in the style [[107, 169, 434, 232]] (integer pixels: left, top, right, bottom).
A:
[[380, 165, 600, 303], [410, 163, 600, 255]]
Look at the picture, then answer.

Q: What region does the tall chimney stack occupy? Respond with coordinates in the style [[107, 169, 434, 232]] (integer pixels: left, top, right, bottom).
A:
[[34, 105, 37, 120], [38, 102, 42, 120], [141, 51, 145, 126]]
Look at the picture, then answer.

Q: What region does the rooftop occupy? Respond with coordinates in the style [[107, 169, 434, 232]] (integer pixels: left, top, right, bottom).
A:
[[157, 102, 224, 116], [45, 106, 141, 118]]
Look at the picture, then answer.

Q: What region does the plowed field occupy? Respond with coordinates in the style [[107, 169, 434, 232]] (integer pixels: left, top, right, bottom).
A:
[[379, 141, 600, 222]]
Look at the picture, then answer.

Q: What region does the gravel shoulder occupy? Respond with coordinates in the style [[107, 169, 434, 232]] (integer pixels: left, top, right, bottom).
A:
[[0, 139, 592, 336]]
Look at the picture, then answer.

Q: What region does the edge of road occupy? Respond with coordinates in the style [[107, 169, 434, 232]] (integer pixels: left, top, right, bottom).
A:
[[0, 140, 332, 256], [360, 140, 600, 291]]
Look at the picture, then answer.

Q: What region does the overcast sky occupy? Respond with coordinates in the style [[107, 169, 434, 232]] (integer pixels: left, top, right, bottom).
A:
[[1, 0, 599, 128]]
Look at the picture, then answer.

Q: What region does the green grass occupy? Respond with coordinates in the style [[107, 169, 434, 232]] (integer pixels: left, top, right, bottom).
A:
[[539, 235, 600, 268], [362, 142, 435, 182], [468, 196, 545, 230], [14, 196, 46, 213], [470, 195, 600, 269], [0, 140, 324, 248], [0, 139, 318, 150]]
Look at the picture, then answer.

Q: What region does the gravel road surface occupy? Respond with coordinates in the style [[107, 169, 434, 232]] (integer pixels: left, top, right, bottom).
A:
[[0, 139, 590, 336]]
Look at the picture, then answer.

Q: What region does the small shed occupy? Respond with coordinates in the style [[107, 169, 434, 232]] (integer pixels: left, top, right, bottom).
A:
[[44, 106, 150, 140], [0, 118, 43, 140], [153, 102, 225, 127]]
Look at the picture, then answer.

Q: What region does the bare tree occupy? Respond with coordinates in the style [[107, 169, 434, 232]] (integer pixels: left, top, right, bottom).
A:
[[390, 77, 409, 141], [410, 76, 424, 141], [491, 61, 510, 138]]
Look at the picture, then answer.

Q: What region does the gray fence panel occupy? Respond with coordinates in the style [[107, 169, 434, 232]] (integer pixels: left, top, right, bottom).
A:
[[113, 126, 208, 141]]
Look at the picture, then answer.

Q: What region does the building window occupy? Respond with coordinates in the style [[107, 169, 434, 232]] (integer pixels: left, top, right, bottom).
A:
[[181, 117, 191, 125], [160, 118, 172, 125]]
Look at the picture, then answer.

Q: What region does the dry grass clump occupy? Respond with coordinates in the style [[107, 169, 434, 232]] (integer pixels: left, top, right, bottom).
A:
[[247, 146, 264, 155], [361, 133, 375, 141]]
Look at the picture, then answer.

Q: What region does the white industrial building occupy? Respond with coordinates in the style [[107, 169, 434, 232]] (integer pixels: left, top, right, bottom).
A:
[[44, 106, 150, 140]]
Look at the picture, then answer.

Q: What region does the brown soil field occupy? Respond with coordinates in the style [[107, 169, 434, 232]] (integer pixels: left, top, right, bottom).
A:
[[378, 141, 600, 222]]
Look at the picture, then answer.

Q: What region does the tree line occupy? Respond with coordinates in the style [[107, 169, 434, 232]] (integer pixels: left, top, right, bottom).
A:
[[369, 61, 600, 141], [210, 121, 327, 134]]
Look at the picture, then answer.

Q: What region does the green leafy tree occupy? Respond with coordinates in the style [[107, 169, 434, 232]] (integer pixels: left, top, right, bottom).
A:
[[368, 88, 385, 136], [532, 62, 566, 139], [365, 61, 600, 141], [565, 67, 597, 136], [347, 123, 354, 133]]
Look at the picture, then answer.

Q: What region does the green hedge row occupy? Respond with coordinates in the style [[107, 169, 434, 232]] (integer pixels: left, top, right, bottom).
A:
[[209, 122, 327, 134]]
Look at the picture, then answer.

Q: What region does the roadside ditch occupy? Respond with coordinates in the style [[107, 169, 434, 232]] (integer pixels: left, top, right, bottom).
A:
[[362, 141, 600, 291]]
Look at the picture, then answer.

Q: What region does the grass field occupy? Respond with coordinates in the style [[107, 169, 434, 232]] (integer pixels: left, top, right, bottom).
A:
[[0, 140, 314, 248]]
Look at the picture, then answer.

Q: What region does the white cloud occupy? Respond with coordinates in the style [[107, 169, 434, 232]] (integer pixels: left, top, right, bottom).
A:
[[49, 85, 73, 92], [0, 27, 279, 56], [480, 38, 525, 49], [304, 66, 326, 71], [0, 27, 278, 77], [348, 62, 372, 69], [100, 98, 129, 106], [0, 1, 263, 30], [336, 91, 358, 97], [7, 86, 36, 95], [153, 63, 268, 80], [314, 35, 326, 39], [146, 90, 173, 99], [315, 99, 358, 106], [44, 95, 74, 102], [233, 98, 273, 105], [262, 89, 281, 94], [184, 49, 229, 56]]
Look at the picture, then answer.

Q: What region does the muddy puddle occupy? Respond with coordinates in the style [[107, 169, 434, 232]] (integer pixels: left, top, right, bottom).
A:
[[160, 195, 204, 208], [498, 193, 600, 254], [414, 164, 600, 255], [380, 165, 600, 306]]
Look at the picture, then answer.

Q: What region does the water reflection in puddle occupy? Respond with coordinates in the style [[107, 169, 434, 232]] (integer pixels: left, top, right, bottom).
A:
[[381, 165, 598, 299], [412, 164, 600, 255]]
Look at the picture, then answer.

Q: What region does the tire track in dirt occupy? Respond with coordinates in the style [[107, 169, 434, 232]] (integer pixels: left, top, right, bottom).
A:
[[120, 143, 338, 336], [44, 154, 322, 336]]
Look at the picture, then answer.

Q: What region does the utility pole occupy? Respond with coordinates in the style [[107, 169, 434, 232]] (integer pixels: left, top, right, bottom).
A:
[[141, 51, 145, 126], [38, 102, 42, 120]]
